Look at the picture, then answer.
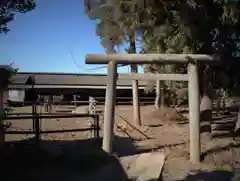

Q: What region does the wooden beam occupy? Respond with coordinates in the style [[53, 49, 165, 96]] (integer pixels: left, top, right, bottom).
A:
[[7, 84, 147, 90], [118, 73, 189, 81], [86, 54, 217, 64]]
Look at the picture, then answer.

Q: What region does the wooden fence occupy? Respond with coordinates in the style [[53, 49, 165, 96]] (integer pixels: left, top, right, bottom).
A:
[[4, 113, 100, 141], [4, 97, 100, 141]]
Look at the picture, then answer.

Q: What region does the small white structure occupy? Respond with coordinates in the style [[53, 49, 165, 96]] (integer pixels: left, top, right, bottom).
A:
[[8, 90, 25, 103]]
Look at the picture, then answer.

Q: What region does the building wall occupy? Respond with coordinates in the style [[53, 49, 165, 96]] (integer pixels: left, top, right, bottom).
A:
[[6, 87, 156, 105]]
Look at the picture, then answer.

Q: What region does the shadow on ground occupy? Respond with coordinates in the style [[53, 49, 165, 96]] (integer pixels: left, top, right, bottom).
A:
[[201, 142, 240, 163], [1, 137, 131, 181], [211, 113, 237, 139], [175, 170, 233, 181], [1, 135, 187, 181], [144, 170, 233, 181], [2, 137, 239, 181]]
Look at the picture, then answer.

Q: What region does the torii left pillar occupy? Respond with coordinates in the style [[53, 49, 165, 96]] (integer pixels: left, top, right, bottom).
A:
[[0, 66, 14, 148], [102, 61, 117, 153]]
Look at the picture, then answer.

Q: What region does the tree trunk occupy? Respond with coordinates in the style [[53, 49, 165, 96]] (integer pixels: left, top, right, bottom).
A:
[[200, 66, 213, 140], [129, 35, 141, 126]]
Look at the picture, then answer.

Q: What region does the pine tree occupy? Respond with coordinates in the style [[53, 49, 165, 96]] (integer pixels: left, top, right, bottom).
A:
[[141, 0, 240, 138], [85, 0, 156, 126], [85, 0, 240, 134], [0, 0, 36, 33]]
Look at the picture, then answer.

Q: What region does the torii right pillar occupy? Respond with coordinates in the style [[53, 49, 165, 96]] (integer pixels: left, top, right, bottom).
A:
[[188, 59, 200, 163]]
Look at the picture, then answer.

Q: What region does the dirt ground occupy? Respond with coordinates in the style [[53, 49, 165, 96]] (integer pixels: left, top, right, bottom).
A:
[[3, 105, 240, 181]]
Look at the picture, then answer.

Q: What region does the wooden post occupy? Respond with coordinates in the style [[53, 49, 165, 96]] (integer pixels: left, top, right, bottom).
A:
[[188, 60, 201, 163], [131, 65, 141, 126], [235, 108, 240, 134], [215, 89, 221, 116], [94, 115, 100, 138], [73, 94, 77, 107], [102, 61, 117, 153], [34, 113, 40, 142], [0, 90, 5, 147], [88, 96, 97, 138], [160, 81, 165, 108], [155, 80, 160, 109], [49, 95, 53, 113]]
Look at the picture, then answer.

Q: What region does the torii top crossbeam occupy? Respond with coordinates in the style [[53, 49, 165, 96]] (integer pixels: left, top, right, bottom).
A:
[[85, 54, 217, 64]]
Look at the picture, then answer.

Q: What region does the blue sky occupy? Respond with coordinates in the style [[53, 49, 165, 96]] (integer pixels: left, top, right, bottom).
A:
[[0, 0, 143, 74]]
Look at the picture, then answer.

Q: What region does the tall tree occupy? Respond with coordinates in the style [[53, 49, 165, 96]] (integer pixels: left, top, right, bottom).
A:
[[86, 0, 240, 134], [85, 0, 155, 126], [141, 0, 240, 137], [0, 0, 36, 34]]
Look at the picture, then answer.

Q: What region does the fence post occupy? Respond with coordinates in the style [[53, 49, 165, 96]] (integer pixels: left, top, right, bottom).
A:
[[34, 113, 40, 142], [49, 95, 53, 113], [188, 59, 201, 163], [0, 90, 5, 147], [160, 80, 165, 108], [32, 100, 36, 132], [94, 115, 100, 138], [73, 94, 77, 107], [88, 96, 97, 138], [155, 80, 160, 109], [44, 95, 48, 112]]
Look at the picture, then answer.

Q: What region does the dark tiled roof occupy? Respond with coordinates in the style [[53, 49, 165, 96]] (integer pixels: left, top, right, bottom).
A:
[[11, 72, 148, 86], [0, 65, 14, 71]]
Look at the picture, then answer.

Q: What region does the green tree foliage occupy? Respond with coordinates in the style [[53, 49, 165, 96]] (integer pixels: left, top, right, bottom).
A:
[[85, 0, 240, 94], [85, 0, 158, 125], [142, 0, 240, 78], [85, 0, 240, 135], [0, 0, 36, 33], [139, 1, 240, 137], [86, 0, 152, 53]]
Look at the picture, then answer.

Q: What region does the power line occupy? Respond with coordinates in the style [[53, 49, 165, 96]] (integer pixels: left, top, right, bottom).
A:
[[70, 51, 128, 72], [70, 51, 108, 71]]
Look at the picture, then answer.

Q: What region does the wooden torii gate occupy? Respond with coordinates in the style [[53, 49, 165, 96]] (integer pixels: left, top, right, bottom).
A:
[[85, 54, 217, 163]]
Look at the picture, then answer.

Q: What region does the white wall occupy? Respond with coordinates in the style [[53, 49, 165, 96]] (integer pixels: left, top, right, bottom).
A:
[[8, 90, 25, 102]]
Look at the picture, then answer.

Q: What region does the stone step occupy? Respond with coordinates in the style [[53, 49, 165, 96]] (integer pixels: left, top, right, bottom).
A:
[[121, 151, 165, 181]]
